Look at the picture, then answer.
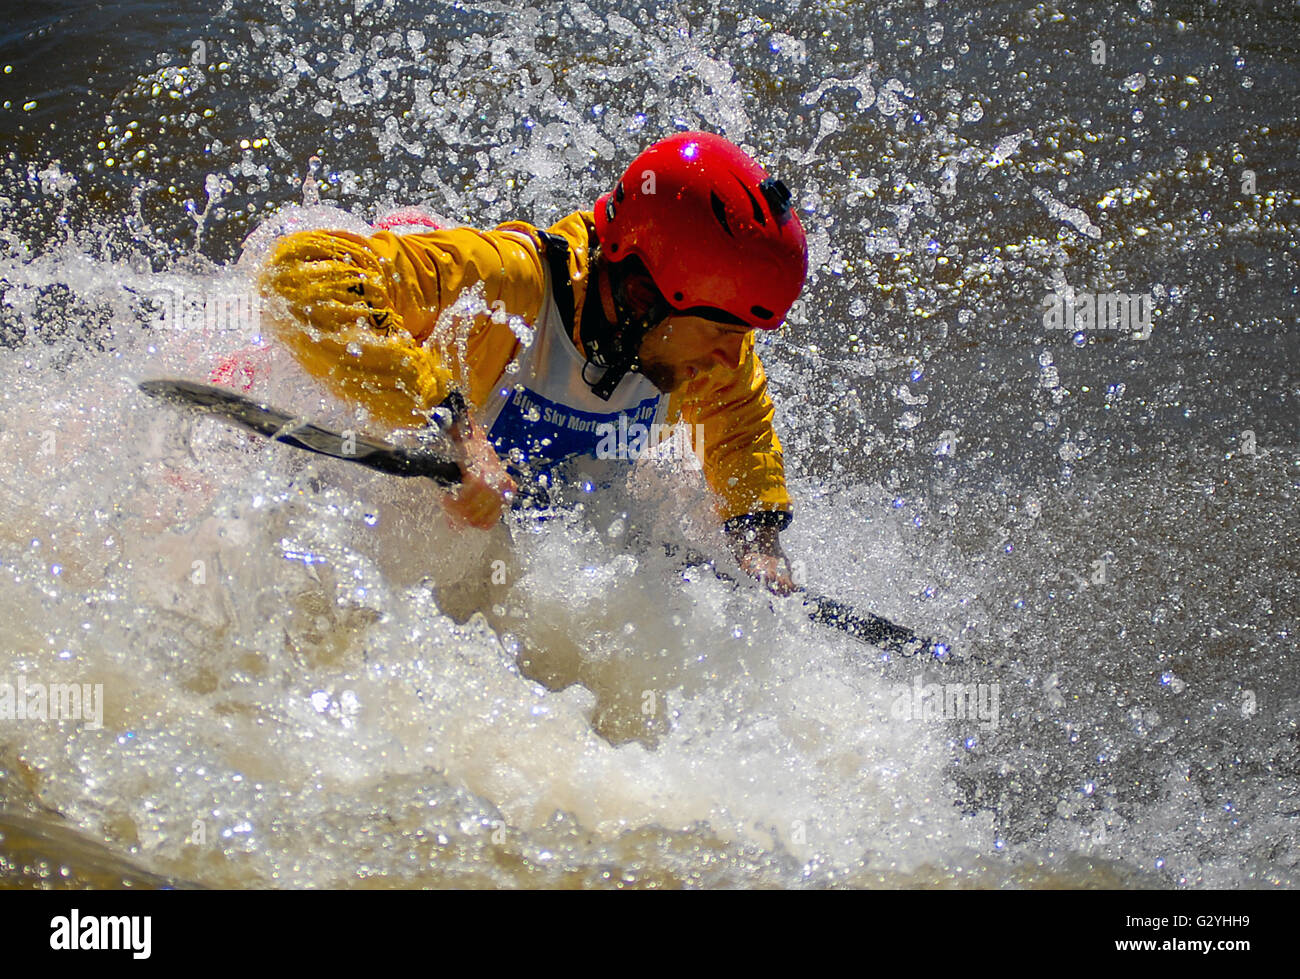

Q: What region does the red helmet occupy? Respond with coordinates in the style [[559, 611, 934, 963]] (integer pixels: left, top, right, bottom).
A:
[[594, 131, 808, 330]]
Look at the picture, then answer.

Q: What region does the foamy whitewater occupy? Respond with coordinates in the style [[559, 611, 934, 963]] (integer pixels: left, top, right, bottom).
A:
[[0, 0, 1295, 888]]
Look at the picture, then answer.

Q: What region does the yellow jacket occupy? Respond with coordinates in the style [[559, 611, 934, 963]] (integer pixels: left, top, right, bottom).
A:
[[259, 210, 791, 523]]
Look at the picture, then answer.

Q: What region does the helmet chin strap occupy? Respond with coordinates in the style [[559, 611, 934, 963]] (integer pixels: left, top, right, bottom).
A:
[[581, 259, 669, 402]]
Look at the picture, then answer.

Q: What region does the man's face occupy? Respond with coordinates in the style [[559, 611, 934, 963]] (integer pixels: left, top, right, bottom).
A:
[[636, 314, 751, 393]]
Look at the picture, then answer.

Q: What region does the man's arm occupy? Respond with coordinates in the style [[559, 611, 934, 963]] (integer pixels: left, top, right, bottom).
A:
[[258, 225, 548, 421], [668, 334, 797, 593], [258, 224, 547, 526]]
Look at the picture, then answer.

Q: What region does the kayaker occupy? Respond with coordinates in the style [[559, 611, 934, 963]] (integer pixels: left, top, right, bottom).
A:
[[259, 131, 808, 593]]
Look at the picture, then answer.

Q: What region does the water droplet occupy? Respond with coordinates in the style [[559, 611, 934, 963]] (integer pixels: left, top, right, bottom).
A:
[[302, 155, 322, 205]]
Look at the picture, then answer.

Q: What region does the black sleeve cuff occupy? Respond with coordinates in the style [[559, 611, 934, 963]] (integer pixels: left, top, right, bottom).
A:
[[430, 389, 469, 433], [437, 389, 468, 420], [723, 510, 793, 536]]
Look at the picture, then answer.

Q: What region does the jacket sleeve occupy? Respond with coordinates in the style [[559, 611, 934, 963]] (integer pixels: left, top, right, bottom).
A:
[[257, 223, 547, 429], [667, 333, 793, 524]]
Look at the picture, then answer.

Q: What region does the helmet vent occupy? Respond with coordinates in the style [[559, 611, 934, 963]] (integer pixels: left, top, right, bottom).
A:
[[751, 305, 774, 320], [735, 175, 767, 226], [709, 191, 734, 237]]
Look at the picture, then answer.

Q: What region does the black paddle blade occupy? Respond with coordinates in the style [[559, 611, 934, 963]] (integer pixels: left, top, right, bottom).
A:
[[138, 379, 463, 486], [804, 593, 951, 659]]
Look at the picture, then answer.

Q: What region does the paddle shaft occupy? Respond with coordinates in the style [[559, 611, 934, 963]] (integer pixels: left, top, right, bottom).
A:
[[140, 379, 948, 657]]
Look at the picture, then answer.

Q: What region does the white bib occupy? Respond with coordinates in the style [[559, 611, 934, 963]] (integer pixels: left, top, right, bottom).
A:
[[480, 233, 667, 490]]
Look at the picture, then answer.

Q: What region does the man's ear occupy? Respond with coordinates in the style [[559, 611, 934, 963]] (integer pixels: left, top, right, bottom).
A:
[[621, 271, 664, 315]]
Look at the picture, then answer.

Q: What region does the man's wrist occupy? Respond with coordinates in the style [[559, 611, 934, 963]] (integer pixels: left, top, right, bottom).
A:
[[723, 510, 793, 536], [725, 517, 790, 569], [724, 510, 791, 555]]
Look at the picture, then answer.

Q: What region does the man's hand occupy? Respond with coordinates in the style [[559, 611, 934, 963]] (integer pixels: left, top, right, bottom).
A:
[[727, 520, 798, 596], [440, 408, 515, 530], [739, 551, 798, 596]]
